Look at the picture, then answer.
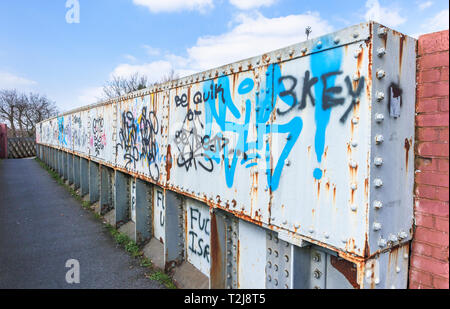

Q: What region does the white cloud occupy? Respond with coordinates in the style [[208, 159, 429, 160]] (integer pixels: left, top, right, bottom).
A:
[[124, 54, 137, 62], [132, 0, 213, 13], [420, 9, 449, 34], [364, 0, 406, 27], [77, 86, 104, 105], [0, 71, 37, 90], [418, 1, 433, 10], [229, 0, 277, 10], [185, 12, 333, 71], [111, 60, 175, 83], [143, 45, 161, 56], [109, 11, 332, 85]]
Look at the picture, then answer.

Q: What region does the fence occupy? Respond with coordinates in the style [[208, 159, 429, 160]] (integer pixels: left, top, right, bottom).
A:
[[7, 137, 36, 159], [36, 22, 418, 289]]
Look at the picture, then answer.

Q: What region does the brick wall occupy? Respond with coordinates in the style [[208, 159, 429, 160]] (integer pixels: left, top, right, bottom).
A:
[[409, 30, 449, 289]]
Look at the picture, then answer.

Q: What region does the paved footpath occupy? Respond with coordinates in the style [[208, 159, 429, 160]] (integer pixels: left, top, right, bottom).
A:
[[0, 158, 163, 289]]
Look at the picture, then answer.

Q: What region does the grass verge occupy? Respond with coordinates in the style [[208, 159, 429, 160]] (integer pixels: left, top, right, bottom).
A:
[[34, 157, 177, 289]]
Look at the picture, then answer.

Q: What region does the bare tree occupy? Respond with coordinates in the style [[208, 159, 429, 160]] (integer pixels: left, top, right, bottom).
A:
[[102, 70, 179, 100], [0, 89, 57, 137], [102, 72, 149, 99]]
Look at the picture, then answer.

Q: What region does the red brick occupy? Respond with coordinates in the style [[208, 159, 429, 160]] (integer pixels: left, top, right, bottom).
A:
[[416, 113, 449, 127], [410, 254, 449, 277], [418, 68, 442, 83], [418, 81, 449, 98], [419, 52, 449, 70], [436, 187, 450, 202], [417, 142, 449, 157], [416, 157, 438, 171], [409, 268, 433, 286], [415, 184, 436, 200], [415, 199, 449, 217], [414, 226, 449, 246], [438, 159, 449, 172], [409, 279, 433, 289], [416, 171, 449, 187], [441, 67, 449, 81], [418, 30, 450, 55], [435, 217, 450, 232], [417, 127, 439, 142], [416, 98, 439, 113], [412, 240, 434, 256], [439, 97, 449, 112], [433, 276, 450, 289], [439, 129, 449, 142], [431, 245, 449, 262]]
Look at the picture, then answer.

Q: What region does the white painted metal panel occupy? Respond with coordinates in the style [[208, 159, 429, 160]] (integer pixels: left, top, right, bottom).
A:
[[153, 186, 165, 243], [186, 199, 211, 277]]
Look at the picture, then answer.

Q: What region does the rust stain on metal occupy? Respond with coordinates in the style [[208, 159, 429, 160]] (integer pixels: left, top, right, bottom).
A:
[[210, 212, 223, 288], [166, 144, 172, 182], [333, 185, 336, 206], [398, 34, 406, 74], [404, 138, 410, 172], [330, 256, 360, 289]]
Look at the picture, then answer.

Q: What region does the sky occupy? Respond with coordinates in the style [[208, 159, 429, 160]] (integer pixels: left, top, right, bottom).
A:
[[0, 0, 448, 112]]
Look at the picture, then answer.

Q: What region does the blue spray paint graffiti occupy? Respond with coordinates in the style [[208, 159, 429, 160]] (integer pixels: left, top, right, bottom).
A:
[[58, 117, 67, 146], [311, 42, 343, 180], [202, 64, 303, 191]]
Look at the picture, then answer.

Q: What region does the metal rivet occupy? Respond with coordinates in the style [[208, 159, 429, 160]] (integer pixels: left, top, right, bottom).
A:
[[313, 254, 321, 262], [353, 32, 359, 38], [285, 255, 289, 262], [354, 49, 361, 58], [389, 234, 398, 242], [351, 183, 357, 190], [289, 49, 294, 56], [373, 200, 383, 210], [313, 269, 321, 279], [375, 113, 384, 123], [376, 91, 385, 101], [377, 27, 387, 37], [375, 134, 384, 144], [267, 261, 272, 268], [274, 279, 278, 286], [398, 231, 408, 239], [334, 37, 340, 44], [374, 157, 383, 166], [274, 264, 278, 271], [301, 47, 307, 53], [268, 248, 272, 255], [374, 178, 383, 188], [378, 238, 387, 247], [351, 140, 358, 147], [350, 204, 357, 212], [376, 69, 386, 79], [396, 266, 401, 273], [316, 41, 322, 49], [352, 117, 358, 124], [373, 222, 382, 231], [377, 47, 386, 57], [274, 250, 279, 257], [309, 227, 314, 233]]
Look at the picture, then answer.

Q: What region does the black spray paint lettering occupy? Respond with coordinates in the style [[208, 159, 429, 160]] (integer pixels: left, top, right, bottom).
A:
[[156, 189, 164, 227], [188, 207, 210, 262]]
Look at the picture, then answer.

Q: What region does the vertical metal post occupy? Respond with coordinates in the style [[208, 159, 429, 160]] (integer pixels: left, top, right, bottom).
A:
[[135, 179, 152, 245], [89, 160, 99, 204], [99, 165, 113, 215], [164, 191, 185, 267], [114, 170, 129, 226], [67, 153, 73, 184], [73, 156, 80, 189], [80, 157, 89, 196]]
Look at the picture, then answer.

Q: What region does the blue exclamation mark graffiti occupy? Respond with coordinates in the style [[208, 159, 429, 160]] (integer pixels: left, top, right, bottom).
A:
[[310, 40, 343, 180]]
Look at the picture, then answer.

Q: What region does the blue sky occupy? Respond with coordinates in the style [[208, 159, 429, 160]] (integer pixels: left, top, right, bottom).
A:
[[0, 0, 448, 112]]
